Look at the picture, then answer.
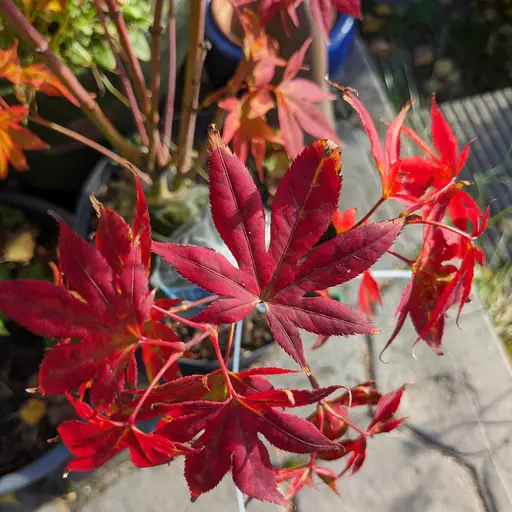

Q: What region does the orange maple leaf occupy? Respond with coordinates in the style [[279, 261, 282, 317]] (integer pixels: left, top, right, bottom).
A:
[[0, 42, 78, 106], [0, 103, 48, 179]]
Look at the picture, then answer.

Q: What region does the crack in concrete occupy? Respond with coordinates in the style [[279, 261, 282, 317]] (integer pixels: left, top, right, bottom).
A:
[[362, 334, 498, 512]]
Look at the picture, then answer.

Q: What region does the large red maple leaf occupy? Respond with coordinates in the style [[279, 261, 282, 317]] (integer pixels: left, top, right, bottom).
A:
[[153, 128, 403, 371], [0, 180, 177, 408], [154, 367, 339, 505]]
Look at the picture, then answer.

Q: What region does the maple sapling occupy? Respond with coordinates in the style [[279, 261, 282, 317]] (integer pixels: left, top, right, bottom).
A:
[[0, 0, 491, 506]]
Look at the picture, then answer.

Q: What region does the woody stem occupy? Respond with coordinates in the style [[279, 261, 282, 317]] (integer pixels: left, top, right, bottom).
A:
[[352, 197, 385, 229], [406, 218, 473, 241], [167, 294, 219, 314], [386, 249, 414, 266], [224, 323, 235, 364], [210, 330, 236, 395], [151, 305, 209, 331], [129, 329, 212, 424], [323, 403, 366, 437]]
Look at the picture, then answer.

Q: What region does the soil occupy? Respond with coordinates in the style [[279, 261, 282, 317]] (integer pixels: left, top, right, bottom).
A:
[[0, 204, 75, 477], [175, 309, 274, 361]]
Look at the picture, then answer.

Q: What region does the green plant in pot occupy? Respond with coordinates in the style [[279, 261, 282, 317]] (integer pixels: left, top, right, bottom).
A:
[[0, 0, 352, 234], [0, 0, 187, 191]]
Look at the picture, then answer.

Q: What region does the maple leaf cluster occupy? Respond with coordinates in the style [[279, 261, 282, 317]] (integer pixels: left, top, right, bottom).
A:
[[210, 6, 342, 179], [0, 41, 78, 178], [0, 85, 488, 504]]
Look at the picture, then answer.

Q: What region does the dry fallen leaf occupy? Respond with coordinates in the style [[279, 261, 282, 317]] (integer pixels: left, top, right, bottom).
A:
[[3, 229, 37, 263], [19, 398, 47, 426]]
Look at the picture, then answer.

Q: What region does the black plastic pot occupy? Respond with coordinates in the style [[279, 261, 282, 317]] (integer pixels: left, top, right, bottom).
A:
[[0, 193, 85, 495]]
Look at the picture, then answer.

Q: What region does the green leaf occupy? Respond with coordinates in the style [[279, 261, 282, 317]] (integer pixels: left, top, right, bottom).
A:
[[128, 30, 151, 62], [90, 41, 116, 71], [18, 262, 50, 281], [0, 314, 9, 337]]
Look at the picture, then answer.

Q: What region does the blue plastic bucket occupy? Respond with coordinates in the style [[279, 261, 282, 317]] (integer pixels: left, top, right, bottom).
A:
[[204, 0, 356, 88]]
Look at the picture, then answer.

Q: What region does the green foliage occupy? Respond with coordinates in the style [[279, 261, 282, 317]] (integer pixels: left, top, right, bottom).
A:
[[475, 265, 512, 353], [0, 0, 152, 73]]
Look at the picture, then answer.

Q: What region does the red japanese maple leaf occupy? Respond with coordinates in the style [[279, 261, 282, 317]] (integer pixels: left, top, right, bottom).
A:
[[153, 129, 403, 371], [342, 88, 417, 204], [333, 207, 383, 319], [317, 385, 406, 474], [358, 270, 382, 319], [399, 96, 483, 232], [275, 462, 340, 500], [219, 90, 283, 181], [383, 187, 488, 355], [0, 41, 78, 106], [308, 381, 381, 440], [275, 39, 341, 157], [155, 367, 339, 504], [59, 394, 193, 472], [0, 103, 48, 179], [0, 180, 174, 408]]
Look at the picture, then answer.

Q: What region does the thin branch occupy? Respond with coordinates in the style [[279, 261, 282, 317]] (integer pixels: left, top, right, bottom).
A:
[[103, 0, 149, 114], [353, 197, 386, 229], [386, 249, 414, 266], [29, 115, 151, 184], [406, 217, 473, 241], [151, 304, 209, 331], [93, 0, 149, 147], [148, 0, 166, 171], [176, 0, 208, 176], [103, 0, 166, 169], [224, 323, 235, 364], [0, 0, 142, 164], [162, 0, 176, 149]]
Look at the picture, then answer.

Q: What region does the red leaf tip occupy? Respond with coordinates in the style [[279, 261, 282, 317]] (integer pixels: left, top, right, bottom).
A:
[[313, 139, 342, 176], [208, 124, 230, 153]]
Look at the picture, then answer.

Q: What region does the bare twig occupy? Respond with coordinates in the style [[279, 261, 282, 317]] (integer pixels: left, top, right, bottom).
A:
[[176, 0, 208, 176], [29, 115, 151, 185], [147, 0, 166, 171], [103, 0, 149, 114], [162, 0, 176, 150], [93, 0, 149, 147], [104, 0, 167, 171]]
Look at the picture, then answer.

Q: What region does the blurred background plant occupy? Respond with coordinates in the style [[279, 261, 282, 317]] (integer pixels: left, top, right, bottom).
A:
[[0, 0, 152, 74]]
